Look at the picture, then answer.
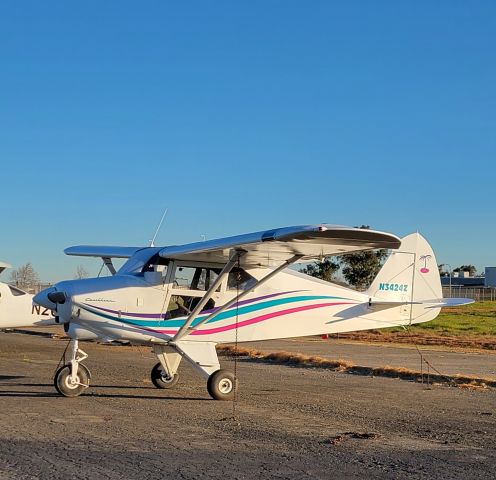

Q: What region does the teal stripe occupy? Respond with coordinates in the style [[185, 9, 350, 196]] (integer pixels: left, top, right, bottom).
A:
[[82, 295, 349, 328]]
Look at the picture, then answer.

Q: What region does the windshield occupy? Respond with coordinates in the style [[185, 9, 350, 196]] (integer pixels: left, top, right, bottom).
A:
[[118, 248, 159, 276]]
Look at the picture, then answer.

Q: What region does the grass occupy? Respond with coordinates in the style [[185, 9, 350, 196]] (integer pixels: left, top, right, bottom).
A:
[[386, 301, 496, 336], [333, 302, 496, 350]]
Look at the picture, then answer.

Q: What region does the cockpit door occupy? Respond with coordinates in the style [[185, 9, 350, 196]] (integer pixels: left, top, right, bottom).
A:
[[162, 261, 227, 320]]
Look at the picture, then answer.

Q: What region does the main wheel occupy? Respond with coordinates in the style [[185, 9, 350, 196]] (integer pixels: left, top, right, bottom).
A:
[[151, 362, 179, 389], [54, 364, 90, 397], [207, 369, 237, 401]]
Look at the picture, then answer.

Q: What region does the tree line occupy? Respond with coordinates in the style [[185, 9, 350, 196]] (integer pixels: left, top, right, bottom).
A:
[[7, 263, 89, 292]]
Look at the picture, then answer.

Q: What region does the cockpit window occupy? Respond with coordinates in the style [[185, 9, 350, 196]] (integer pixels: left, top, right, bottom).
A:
[[118, 249, 163, 276], [173, 266, 221, 291], [9, 285, 27, 296], [142, 254, 169, 274]]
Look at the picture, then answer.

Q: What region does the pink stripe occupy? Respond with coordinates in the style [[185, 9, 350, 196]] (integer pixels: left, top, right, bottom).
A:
[[154, 302, 353, 336]]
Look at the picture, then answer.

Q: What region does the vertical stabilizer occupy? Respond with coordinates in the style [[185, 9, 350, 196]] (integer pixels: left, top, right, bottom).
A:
[[366, 233, 442, 324]]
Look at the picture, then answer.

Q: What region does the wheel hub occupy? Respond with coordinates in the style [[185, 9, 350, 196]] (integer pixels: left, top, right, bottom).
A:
[[64, 374, 80, 389], [219, 378, 233, 394], [160, 373, 174, 383]]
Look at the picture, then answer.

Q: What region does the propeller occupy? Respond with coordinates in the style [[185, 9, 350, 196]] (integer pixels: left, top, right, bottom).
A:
[[47, 291, 66, 305]]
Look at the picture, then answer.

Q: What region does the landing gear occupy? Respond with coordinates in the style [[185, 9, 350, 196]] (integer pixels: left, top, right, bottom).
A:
[[152, 344, 238, 400], [152, 345, 182, 390], [151, 362, 179, 389], [207, 369, 237, 401], [54, 339, 90, 397]]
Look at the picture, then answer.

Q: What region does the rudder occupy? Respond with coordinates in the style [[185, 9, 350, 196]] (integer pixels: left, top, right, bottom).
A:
[[366, 233, 442, 324]]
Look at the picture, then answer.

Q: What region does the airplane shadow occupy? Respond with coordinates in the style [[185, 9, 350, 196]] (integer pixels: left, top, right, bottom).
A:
[[0, 390, 60, 398], [86, 392, 210, 401], [0, 375, 26, 381], [15, 382, 157, 390], [0, 382, 209, 401]]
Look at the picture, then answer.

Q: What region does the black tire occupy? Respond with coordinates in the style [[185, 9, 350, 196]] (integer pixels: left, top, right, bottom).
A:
[[207, 369, 237, 401], [54, 364, 90, 397], [151, 362, 180, 389]]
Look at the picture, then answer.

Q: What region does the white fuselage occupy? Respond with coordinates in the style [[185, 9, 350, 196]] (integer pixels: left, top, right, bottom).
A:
[[0, 282, 55, 329], [40, 259, 437, 345]]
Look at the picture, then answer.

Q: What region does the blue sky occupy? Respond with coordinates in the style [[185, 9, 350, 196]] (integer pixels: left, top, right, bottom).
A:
[[1, 1, 494, 282]]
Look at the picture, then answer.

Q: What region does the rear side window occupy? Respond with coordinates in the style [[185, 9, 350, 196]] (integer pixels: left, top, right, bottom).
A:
[[9, 285, 27, 296], [227, 268, 257, 291]]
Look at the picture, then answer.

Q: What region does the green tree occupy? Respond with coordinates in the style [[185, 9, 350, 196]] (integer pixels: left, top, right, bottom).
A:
[[333, 224, 388, 290], [453, 265, 477, 276], [300, 258, 340, 282], [338, 250, 388, 291], [438, 264, 449, 277]]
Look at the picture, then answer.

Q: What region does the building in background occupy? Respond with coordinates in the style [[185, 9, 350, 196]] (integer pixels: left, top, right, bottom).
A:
[[440, 267, 496, 301], [485, 267, 496, 287]]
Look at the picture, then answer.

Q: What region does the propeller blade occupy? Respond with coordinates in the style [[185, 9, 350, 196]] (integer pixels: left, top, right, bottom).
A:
[[47, 291, 66, 304]]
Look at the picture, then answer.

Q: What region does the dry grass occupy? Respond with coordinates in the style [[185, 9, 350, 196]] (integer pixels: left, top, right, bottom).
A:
[[333, 331, 496, 350], [455, 382, 488, 391], [217, 345, 355, 371], [217, 345, 496, 390]]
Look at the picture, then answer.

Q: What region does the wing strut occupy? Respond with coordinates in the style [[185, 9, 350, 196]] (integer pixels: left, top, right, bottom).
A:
[[102, 257, 117, 275], [171, 250, 245, 343], [171, 254, 303, 342]]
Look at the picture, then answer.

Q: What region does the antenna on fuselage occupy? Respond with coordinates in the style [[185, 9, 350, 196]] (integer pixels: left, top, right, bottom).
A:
[[149, 208, 168, 247]]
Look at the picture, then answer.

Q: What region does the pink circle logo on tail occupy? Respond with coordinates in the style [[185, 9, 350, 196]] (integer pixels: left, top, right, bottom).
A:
[[419, 255, 432, 274]]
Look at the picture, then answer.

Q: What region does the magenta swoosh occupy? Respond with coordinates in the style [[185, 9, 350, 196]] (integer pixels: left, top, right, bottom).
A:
[[154, 301, 353, 336]]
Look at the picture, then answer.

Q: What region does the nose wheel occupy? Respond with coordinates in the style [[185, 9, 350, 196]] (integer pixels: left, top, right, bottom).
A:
[[54, 339, 90, 397], [54, 364, 90, 397]]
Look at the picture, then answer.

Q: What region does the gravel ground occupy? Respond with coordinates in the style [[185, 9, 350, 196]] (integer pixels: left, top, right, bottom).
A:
[[0, 332, 495, 479], [241, 337, 496, 379]]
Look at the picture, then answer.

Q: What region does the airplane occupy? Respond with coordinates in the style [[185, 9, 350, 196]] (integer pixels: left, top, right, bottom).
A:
[[0, 261, 55, 329], [33, 224, 471, 400]]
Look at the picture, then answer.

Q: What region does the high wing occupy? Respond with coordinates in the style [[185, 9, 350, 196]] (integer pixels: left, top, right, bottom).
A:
[[64, 246, 145, 258], [159, 224, 401, 266], [64, 246, 148, 275]]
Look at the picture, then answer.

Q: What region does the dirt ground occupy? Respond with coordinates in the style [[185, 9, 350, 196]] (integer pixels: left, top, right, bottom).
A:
[[0, 332, 495, 479]]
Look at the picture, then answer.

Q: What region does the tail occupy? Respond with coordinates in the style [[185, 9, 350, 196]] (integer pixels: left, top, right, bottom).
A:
[[365, 233, 472, 325]]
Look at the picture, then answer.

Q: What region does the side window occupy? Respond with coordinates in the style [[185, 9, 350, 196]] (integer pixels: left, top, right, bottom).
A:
[[173, 266, 220, 291], [227, 268, 257, 291], [9, 285, 27, 296], [166, 265, 221, 319]]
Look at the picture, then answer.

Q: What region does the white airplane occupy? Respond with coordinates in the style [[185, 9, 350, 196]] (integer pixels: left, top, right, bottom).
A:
[[0, 261, 55, 328], [34, 225, 470, 400]]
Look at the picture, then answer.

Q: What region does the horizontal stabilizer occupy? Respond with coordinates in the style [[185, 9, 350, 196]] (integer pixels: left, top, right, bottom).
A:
[[367, 297, 474, 312], [367, 300, 421, 312], [424, 298, 475, 308]]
